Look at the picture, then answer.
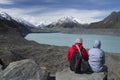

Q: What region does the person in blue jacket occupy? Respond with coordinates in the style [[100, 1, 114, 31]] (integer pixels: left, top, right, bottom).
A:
[[88, 40, 107, 72]]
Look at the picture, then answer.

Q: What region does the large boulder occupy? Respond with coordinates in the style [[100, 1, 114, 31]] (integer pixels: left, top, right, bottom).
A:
[[115, 68, 120, 80], [0, 59, 41, 80], [56, 69, 107, 80]]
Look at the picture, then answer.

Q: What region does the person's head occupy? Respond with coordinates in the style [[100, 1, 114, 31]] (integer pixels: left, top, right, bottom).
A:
[[75, 38, 83, 44], [93, 40, 101, 48]]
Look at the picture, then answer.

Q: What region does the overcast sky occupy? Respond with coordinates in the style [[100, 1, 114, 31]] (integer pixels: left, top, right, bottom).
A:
[[0, 0, 120, 25]]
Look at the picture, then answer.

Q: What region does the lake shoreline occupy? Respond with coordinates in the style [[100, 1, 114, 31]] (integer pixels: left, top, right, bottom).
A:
[[60, 28, 120, 36], [45, 28, 120, 36]]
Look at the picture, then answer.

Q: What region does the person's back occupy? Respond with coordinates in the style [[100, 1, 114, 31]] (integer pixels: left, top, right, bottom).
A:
[[67, 38, 88, 73], [88, 40, 105, 72]]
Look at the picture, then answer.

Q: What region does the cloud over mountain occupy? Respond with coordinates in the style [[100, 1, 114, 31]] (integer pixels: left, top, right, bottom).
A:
[[0, 0, 119, 26], [0, 7, 111, 26], [0, 0, 13, 4]]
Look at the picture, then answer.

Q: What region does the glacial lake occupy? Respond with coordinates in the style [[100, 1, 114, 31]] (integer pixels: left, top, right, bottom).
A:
[[25, 33, 120, 53]]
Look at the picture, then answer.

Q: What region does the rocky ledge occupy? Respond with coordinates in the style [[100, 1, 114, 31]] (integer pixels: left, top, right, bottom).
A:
[[56, 69, 107, 80]]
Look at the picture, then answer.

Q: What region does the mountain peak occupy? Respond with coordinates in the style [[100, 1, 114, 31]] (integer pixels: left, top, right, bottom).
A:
[[103, 11, 120, 24], [57, 16, 79, 23], [0, 11, 12, 20], [0, 11, 36, 27], [46, 16, 84, 29], [111, 11, 120, 15]]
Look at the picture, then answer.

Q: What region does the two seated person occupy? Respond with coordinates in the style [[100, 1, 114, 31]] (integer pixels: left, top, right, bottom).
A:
[[67, 38, 107, 73]]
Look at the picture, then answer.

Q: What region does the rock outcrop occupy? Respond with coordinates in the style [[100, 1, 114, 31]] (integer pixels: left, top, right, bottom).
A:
[[115, 68, 120, 80], [56, 69, 107, 80], [0, 59, 41, 80]]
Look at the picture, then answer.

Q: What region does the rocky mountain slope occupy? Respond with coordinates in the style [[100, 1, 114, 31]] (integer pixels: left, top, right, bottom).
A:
[[0, 12, 36, 28], [0, 12, 31, 37], [88, 11, 120, 28]]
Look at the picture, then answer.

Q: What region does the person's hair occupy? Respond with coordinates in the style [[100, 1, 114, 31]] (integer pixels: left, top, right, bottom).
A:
[[75, 38, 83, 43]]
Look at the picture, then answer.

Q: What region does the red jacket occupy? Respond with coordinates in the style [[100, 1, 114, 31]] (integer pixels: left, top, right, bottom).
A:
[[67, 43, 88, 62]]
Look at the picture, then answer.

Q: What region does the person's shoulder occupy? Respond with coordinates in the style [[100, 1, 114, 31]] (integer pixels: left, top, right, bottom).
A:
[[88, 48, 95, 51], [88, 48, 95, 54], [69, 44, 76, 49], [96, 48, 104, 53], [88, 48, 102, 53], [72, 44, 77, 47]]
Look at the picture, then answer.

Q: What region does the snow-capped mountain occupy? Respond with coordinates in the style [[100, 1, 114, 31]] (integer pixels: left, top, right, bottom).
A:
[[53, 16, 80, 25], [46, 16, 84, 29], [0, 12, 36, 27], [38, 23, 46, 29], [0, 12, 31, 37]]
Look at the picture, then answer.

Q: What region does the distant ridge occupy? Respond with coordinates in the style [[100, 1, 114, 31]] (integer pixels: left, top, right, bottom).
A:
[[0, 12, 31, 37], [89, 11, 120, 28]]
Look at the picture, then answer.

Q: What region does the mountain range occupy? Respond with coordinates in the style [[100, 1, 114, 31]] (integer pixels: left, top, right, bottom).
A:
[[0, 11, 120, 35], [0, 12, 54, 35], [45, 11, 120, 29]]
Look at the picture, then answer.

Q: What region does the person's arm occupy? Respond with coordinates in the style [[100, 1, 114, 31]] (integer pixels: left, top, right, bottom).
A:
[[81, 48, 88, 61], [67, 48, 71, 62], [67, 46, 74, 62], [102, 51, 105, 64]]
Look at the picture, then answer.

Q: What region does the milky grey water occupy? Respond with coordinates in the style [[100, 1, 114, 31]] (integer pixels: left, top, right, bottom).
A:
[[25, 33, 120, 53]]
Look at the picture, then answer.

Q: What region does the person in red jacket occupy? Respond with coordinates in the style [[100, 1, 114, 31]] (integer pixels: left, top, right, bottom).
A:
[[67, 38, 88, 62]]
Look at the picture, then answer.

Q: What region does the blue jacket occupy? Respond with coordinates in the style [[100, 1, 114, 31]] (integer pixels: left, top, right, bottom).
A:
[[88, 40, 105, 72]]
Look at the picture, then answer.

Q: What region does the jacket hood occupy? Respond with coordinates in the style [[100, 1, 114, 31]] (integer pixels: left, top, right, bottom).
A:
[[93, 40, 101, 48], [72, 43, 83, 51]]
